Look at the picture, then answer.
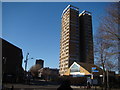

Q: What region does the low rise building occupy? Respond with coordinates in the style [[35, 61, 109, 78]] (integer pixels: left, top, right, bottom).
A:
[[63, 62, 116, 85], [64, 62, 103, 76], [38, 67, 59, 81]]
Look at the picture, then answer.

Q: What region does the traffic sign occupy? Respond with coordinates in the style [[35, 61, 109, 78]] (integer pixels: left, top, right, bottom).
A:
[[92, 67, 96, 70], [92, 70, 99, 72]]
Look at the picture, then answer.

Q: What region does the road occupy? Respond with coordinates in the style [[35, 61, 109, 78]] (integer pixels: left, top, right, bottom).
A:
[[2, 84, 120, 90]]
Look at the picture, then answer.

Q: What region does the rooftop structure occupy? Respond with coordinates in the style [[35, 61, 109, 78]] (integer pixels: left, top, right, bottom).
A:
[[61, 5, 79, 18], [79, 10, 92, 16]]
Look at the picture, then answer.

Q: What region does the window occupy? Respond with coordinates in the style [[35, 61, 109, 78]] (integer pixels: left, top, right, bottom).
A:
[[70, 64, 80, 72]]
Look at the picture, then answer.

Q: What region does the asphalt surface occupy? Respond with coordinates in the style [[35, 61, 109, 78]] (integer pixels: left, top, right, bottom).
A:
[[2, 84, 96, 90], [2, 84, 120, 90]]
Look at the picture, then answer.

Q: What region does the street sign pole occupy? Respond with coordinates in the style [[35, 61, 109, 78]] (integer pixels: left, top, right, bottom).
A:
[[91, 67, 99, 87], [91, 73, 93, 87], [24, 53, 29, 72]]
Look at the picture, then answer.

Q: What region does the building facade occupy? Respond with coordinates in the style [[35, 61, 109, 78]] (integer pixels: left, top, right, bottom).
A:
[[60, 5, 80, 75], [2, 38, 24, 82], [36, 59, 44, 68], [79, 11, 94, 64], [59, 5, 94, 76], [64, 62, 103, 76]]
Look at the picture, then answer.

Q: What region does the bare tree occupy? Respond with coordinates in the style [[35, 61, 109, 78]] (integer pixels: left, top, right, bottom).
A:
[[29, 64, 42, 77], [99, 2, 120, 41], [95, 29, 117, 68], [94, 3, 120, 88], [96, 2, 120, 70], [98, 3, 120, 66], [94, 28, 117, 89]]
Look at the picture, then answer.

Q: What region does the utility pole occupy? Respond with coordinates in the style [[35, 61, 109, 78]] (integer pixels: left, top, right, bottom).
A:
[[107, 70, 109, 89], [24, 53, 29, 72]]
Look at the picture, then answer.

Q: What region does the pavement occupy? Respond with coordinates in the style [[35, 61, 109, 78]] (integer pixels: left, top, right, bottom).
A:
[[3, 84, 59, 90], [2, 84, 120, 90]]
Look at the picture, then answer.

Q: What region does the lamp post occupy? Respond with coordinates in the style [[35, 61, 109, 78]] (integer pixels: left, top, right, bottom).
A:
[[107, 70, 109, 89], [3, 57, 7, 76], [24, 53, 29, 72], [24, 53, 33, 72]]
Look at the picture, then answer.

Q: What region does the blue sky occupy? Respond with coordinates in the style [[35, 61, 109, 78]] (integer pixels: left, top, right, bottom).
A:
[[2, 2, 111, 71]]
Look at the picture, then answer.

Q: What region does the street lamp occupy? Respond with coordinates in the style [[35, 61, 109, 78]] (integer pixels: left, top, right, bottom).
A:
[[24, 53, 33, 72], [2, 57, 7, 76], [24, 53, 29, 72]]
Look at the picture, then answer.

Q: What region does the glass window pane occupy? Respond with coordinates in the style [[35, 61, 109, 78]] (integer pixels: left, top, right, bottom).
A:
[[70, 64, 80, 72]]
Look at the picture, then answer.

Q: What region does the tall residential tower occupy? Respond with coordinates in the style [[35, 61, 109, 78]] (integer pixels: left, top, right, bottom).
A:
[[59, 5, 94, 76], [79, 11, 94, 64]]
